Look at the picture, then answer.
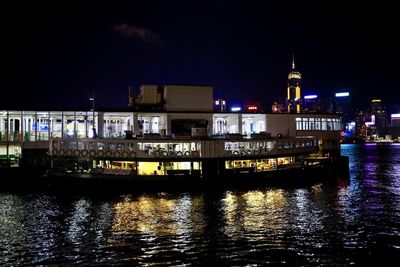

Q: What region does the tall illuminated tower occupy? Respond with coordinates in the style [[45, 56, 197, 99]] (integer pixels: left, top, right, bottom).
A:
[[287, 55, 302, 113]]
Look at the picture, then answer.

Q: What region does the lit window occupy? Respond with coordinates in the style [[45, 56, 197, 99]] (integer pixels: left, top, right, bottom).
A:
[[327, 118, 332, 130], [309, 118, 315, 130], [322, 118, 327, 130], [296, 118, 302, 130], [315, 118, 321, 130], [302, 118, 309, 130]]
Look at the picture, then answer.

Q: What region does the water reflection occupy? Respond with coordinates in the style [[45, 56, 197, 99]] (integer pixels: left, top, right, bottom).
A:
[[67, 199, 92, 243], [111, 194, 204, 237], [339, 144, 400, 252], [0, 194, 74, 265], [1, 144, 400, 265], [222, 189, 288, 240]]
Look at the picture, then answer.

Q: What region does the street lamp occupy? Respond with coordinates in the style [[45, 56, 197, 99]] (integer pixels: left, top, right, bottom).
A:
[[215, 99, 226, 112], [89, 93, 97, 138]]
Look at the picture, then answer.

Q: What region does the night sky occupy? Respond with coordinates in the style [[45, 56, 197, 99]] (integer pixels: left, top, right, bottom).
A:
[[2, 1, 399, 111]]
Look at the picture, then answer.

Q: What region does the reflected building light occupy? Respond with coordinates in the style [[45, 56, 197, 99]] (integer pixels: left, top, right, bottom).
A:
[[242, 191, 267, 231], [293, 188, 325, 234], [112, 198, 151, 235], [94, 202, 114, 242], [0, 196, 44, 258], [236, 189, 288, 239], [222, 191, 240, 237], [222, 191, 238, 221], [336, 182, 361, 225], [243, 190, 265, 205], [294, 189, 308, 210], [112, 196, 185, 237], [172, 195, 194, 237], [265, 189, 286, 206], [67, 199, 91, 243]]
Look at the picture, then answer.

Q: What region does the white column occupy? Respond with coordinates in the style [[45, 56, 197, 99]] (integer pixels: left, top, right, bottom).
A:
[[98, 111, 104, 138], [74, 112, 77, 137], [48, 112, 51, 139], [85, 111, 88, 138], [238, 114, 243, 135], [34, 112, 38, 141], [133, 113, 139, 136], [61, 112, 64, 138], [20, 111, 23, 141], [6, 111, 9, 141]]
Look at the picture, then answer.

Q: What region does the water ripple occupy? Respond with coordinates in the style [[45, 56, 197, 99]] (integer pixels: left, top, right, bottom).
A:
[[1, 144, 400, 265]]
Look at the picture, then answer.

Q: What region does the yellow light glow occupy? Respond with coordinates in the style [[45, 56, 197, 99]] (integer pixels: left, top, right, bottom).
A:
[[112, 196, 177, 236], [287, 87, 290, 100], [295, 86, 301, 99], [372, 99, 381, 103], [138, 162, 162, 175], [288, 72, 302, 79], [266, 189, 286, 206], [221, 189, 289, 238]]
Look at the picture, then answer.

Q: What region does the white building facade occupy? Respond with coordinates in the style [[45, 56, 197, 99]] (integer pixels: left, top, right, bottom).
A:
[[0, 84, 342, 165]]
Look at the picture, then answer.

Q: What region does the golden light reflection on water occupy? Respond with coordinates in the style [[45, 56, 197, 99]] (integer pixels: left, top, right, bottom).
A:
[[222, 189, 288, 238], [112, 196, 176, 235], [111, 194, 205, 239]]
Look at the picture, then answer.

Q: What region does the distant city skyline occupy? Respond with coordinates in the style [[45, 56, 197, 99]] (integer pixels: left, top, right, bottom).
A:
[[2, 1, 399, 110]]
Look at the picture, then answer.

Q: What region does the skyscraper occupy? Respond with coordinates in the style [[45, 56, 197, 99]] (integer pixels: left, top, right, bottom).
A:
[[334, 91, 351, 114], [370, 99, 388, 128], [287, 55, 302, 113], [303, 95, 323, 113]]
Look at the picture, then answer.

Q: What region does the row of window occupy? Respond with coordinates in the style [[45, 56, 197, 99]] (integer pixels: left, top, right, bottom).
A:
[[1, 115, 342, 142], [225, 157, 295, 172], [295, 117, 342, 131]]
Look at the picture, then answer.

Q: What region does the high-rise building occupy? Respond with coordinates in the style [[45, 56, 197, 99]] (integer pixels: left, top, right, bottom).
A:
[[334, 91, 351, 114], [355, 110, 368, 138], [287, 55, 302, 113], [370, 99, 388, 128], [303, 95, 323, 113], [391, 114, 400, 127], [334, 91, 353, 134]]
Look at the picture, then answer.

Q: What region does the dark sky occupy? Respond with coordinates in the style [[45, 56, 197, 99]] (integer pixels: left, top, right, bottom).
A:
[[2, 0, 399, 111]]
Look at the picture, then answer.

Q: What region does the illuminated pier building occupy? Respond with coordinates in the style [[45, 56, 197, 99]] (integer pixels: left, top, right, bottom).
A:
[[0, 84, 343, 168]]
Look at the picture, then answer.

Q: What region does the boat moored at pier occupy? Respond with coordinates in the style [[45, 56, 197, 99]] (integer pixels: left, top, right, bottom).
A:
[[44, 133, 335, 185], [1, 84, 347, 188]]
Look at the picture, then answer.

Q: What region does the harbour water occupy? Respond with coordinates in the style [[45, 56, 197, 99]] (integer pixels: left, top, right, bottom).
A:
[[1, 144, 400, 265]]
